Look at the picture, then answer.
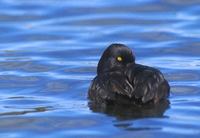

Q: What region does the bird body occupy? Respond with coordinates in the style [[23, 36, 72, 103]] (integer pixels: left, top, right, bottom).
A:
[[88, 44, 170, 105]]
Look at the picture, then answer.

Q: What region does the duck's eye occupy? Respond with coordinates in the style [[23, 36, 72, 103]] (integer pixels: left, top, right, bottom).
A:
[[116, 56, 123, 62]]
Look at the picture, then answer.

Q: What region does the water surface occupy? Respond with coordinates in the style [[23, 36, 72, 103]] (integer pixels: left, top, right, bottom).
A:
[[0, 0, 200, 137]]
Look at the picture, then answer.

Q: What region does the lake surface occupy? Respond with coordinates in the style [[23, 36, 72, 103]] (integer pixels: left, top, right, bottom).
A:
[[0, 0, 200, 137]]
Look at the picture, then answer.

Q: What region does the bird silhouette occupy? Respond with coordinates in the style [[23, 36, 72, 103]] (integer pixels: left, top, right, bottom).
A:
[[88, 43, 170, 105]]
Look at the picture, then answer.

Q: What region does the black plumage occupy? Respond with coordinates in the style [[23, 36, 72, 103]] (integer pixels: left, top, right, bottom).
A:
[[88, 43, 170, 105]]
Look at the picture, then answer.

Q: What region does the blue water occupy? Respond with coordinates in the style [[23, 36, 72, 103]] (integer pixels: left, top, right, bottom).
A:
[[0, 0, 200, 137]]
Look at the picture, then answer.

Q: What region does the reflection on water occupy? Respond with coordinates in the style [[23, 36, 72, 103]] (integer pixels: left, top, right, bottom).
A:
[[88, 100, 170, 120], [0, 0, 200, 137], [0, 106, 51, 116]]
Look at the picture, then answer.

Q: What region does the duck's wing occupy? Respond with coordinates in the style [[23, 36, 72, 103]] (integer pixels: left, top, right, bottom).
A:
[[105, 71, 134, 98], [88, 71, 134, 102], [126, 64, 170, 103]]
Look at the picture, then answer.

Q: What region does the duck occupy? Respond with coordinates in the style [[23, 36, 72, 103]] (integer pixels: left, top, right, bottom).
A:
[[88, 43, 170, 105]]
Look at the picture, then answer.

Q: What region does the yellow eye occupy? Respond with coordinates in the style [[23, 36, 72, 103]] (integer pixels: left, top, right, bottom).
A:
[[117, 56, 123, 62]]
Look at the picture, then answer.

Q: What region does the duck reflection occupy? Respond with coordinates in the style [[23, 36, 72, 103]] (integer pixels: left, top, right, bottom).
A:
[[88, 100, 170, 120]]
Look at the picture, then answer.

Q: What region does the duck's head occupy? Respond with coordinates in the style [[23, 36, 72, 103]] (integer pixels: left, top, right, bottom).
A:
[[97, 43, 135, 75]]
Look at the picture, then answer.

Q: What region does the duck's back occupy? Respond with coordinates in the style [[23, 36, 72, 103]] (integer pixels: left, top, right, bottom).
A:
[[125, 64, 170, 103]]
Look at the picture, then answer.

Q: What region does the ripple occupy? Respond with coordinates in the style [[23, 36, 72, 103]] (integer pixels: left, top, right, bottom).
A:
[[139, 56, 200, 70], [0, 106, 52, 116]]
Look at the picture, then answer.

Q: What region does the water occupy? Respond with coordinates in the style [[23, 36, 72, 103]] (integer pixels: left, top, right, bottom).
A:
[[0, 0, 200, 137]]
